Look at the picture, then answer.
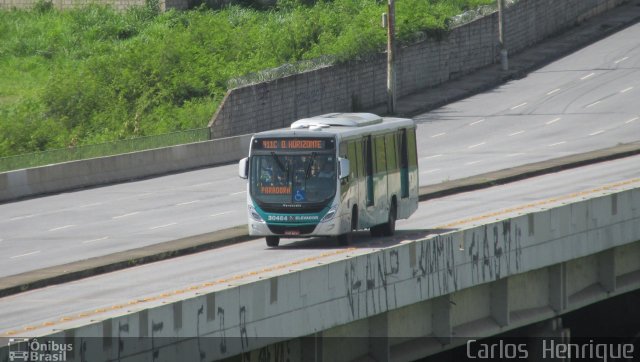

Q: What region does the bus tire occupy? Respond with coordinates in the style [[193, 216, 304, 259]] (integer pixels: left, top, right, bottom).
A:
[[370, 224, 383, 237], [338, 207, 358, 246], [382, 200, 396, 236], [337, 233, 351, 246], [266, 236, 280, 247]]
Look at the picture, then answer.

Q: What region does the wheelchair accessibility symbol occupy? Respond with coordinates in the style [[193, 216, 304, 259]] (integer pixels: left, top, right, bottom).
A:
[[294, 189, 306, 202]]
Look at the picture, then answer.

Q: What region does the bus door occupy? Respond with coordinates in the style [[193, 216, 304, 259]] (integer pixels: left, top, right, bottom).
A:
[[354, 140, 366, 223], [398, 129, 409, 199], [385, 132, 399, 201], [374, 135, 388, 221]]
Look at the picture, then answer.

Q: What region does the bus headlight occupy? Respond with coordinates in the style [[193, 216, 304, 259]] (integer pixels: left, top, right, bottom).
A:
[[320, 205, 338, 223], [248, 205, 265, 223]]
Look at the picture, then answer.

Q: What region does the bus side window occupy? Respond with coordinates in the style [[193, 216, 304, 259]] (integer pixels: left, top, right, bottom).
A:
[[375, 135, 386, 173], [385, 133, 397, 172], [347, 141, 358, 179], [407, 128, 418, 168]]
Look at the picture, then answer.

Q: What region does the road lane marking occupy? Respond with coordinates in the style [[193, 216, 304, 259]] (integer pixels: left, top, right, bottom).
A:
[[230, 191, 247, 196], [112, 212, 140, 219], [421, 169, 441, 174], [149, 223, 177, 230], [547, 88, 561, 95], [621, 87, 634, 93], [49, 225, 75, 232], [10, 214, 35, 221], [189, 182, 213, 188], [507, 153, 525, 157], [82, 237, 109, 244], [509, 131, 525, 136], [78, 202, 102, 208], [10, 250, 41, 259], [625, 117, 639, 124], [469, 119, 485, 126], [176, 200, 200, 206], [614, 56, 629, 64], [422, 154, 443, 160], [211, 211, 233, 217], [548, 141, 566, 147], [431, 132, 446, 138], [546, 117, 561, 125], [510, 103, 527, 110], [589, 130, 605, 136], [465, 161, 482, 165], [586, 100, 601, 108], [468, 142, 486, 149], [580, 72, 595, 80]]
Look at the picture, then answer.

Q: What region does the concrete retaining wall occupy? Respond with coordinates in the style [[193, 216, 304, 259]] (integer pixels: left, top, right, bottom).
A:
[[0, 134, 251, 202], [209, 0, 626, 138], [13, 183, 638, 360]]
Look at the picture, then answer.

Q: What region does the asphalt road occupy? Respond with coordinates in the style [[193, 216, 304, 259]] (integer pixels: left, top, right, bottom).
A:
[[1, 155, 639, 335], [1, 22, 639, 278]]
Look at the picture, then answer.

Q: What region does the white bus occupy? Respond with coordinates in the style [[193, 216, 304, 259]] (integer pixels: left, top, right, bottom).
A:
[[238, 113, 419, 247]]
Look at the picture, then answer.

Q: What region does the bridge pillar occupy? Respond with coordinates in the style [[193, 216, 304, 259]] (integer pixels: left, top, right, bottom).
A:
[[301, 332, 323, 362], [490, 278, 509, 327], [598, 249, 616, 293], [432, 295, 452, 345], [369, 312, 390, 362], [549, 263, 567, 313], [525, 318, 570, 362]]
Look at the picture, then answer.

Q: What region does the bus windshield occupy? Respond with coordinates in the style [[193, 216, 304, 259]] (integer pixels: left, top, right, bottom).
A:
[[250, 153, 336, 205]]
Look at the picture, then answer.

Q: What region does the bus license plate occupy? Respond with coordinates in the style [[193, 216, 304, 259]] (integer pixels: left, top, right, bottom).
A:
[[285, 230, 300, 236]]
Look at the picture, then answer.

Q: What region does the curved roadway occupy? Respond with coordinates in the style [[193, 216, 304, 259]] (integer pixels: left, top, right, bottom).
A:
[[1, 22, 639, 278]]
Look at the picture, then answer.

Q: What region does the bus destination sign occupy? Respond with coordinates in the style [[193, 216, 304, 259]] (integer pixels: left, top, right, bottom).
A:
[[254, 138, 332, 150]]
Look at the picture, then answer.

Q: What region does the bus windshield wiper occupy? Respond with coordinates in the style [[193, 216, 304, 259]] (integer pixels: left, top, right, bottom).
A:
[[305, 152, 317, 180], [271, 152, 285, 172]]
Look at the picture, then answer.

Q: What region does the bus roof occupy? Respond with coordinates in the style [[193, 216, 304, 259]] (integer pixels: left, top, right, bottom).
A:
[[252, 113, 415, 141]]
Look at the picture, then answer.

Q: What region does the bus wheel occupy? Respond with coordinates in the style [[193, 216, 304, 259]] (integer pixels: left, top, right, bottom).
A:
[[337, 233, 351, 246], [370, 225, 383, 237], [266, 236, 280, 247], [338, 208, 358, 246], [382, 201, 396, 236]]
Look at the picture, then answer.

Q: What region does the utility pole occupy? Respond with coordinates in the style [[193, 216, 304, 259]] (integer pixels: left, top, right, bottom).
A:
[[498, 0, 508, 70], [384, 0, 397, 115]]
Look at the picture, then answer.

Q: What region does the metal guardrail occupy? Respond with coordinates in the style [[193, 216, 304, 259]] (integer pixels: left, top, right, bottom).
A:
[[0, 127, 211, 173]]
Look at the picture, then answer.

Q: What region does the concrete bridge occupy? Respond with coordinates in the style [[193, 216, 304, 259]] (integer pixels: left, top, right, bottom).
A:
[[2, 178, 638, 362]]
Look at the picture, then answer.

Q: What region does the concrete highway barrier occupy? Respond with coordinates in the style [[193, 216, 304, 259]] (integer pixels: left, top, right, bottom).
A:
[[2, 177, 638, 361], [0, 134, 252, 202]]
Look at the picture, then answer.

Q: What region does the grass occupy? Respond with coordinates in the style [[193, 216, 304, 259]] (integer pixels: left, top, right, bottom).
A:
[[0, 0, 494, 159]]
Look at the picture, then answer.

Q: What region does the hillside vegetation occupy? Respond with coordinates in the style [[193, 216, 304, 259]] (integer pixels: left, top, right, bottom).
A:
[[0, 0, 492, 157]]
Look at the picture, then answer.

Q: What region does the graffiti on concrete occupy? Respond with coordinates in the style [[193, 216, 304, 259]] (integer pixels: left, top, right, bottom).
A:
[[218, 307, 227, 354], [240, 306, 249, 351], [118, 321, 129, 359], [413, 235, 459, 298], [345, 260, 362, 319], [346, 249, 400, 319], [196, 304, 206, 361], [151, 321, 163, 361], [469, 222, 524, 284]]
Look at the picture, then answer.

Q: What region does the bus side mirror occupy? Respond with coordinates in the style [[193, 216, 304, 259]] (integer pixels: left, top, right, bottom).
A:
[[338, 158, 350, 180], [239, 157, 249, 179]]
